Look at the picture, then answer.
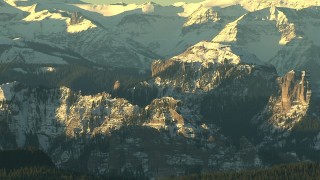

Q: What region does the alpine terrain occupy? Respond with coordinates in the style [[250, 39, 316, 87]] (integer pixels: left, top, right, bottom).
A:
[[0, 0, 319, 178]]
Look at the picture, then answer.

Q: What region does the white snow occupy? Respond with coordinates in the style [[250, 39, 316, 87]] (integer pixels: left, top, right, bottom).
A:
[[183, 6, 219, 27], [22, 9, 97, 34], [23, 10, 66, 22], [212, 7, 299, 62], [141, 3, 154, 14], [174, 2, 202, 17], [38, 67, 56, 73], [75, 3, 141, 16], [203, 0, 238, 8], [0, 47, 68, 64], [172, 41, 262, 65], [66, 18, 97, 33], [0, 0, 319, 78]]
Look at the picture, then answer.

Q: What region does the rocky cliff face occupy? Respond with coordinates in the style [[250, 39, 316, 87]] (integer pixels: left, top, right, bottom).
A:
[[280, 70, 311, 111], [0, 37, 318, 178], [0, 81, 264, 178], [118, 42, 317, 175], [0, 62, 316, 178], [252, 70, 312, 146], [70, 12, 83, 25], [0, 0, 320, 178]]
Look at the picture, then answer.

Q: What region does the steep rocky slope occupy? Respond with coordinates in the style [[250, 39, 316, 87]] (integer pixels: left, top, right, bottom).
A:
[[0, 42, 318, 178], [0, 0, 319, 178], [212, 6, 320, 96], [1, 0, 320, 78], [0, 81, 262, 178], [114, 42, 318, 176]]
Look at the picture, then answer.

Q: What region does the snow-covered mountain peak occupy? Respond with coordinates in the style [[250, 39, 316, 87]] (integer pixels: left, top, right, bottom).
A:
[[0, 46, 68, 64], [201, 0, 320, 11], [20, 8, 97, 33], [211, 15, 244, 43], [141, 2, 155, 13], [74, 1, 160, 16], [1, 0, 320, 177], [74, 3, 141, 16], [171, 41, 262, 66], [202, 0, 239, 8], [23, 9, 64, 21], [270, 38, 320, 74], [7, 0, 83, 5], [183, 5, 219, 27], [211, 6, 299, 62], [2, 0, 17, 6], [174, 2, 202, 17], [240, 0, 320, 11], [66, 12, 97, 33]]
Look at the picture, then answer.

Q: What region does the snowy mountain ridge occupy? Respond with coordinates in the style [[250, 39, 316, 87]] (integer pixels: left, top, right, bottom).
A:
[[0, 45, 316, 177], [2, 0, 320, 72], [171, 41, 263, 66], [0, 0, 320, 178]]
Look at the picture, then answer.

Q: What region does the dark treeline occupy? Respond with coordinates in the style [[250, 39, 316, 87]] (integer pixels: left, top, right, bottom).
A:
[[0, 166, 145, 180], [0, 149, 54, 170], [174, 162, 320, 180], [0, 167, 96, 180], [0, 149, 92, 179], [1, 149, 320, 179], [0, 149, 145, 179], [0, 63, 147, 95]]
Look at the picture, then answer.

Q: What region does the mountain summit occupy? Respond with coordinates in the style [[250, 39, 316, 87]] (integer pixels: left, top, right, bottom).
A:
[[0, 0, 319, 178]]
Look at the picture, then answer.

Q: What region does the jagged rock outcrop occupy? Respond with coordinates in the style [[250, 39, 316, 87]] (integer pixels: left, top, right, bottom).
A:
[[0, 61, 317, 178], [151, 60, 178, 77], [280, 70, 311, 111], [144, 97, 188, 137], [254, 70, 312, 138], [148, 42, 274, 95], [122, 41, 318, 170], [0, 81, 264, 178], [1, 0, 320, 178], [70, 12, 82, 25], [183, 6, 220, 27], [124, 42, 280, 143]]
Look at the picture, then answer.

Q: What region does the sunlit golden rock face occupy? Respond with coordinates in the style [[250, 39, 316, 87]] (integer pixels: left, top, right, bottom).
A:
[[70, 12, 85, 25], [253, 70, 312, 132], [1, 0, 320, 177], [280, 70, 311, 111], [151, 60, 178, 77]]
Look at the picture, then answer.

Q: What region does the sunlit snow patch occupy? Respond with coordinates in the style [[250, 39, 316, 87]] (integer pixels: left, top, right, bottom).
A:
[[66, 18, 97, 33], [38, 67, 56, 73], [141, 3, 154, 14]]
